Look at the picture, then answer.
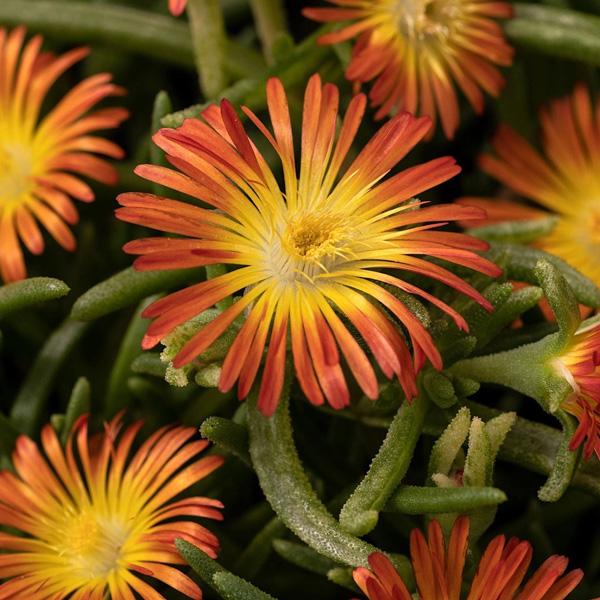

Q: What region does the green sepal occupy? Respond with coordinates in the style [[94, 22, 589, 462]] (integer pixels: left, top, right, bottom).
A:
[[0, 278, 69, 320], [71, 267, 200, 321], [338, 395, 428, 536], [487, 242, 600, 308], [427, 407, 471, 483], [535, 259, 581, 347], [175, 539, 278, 600], [423, 371, 457, 408], [384, 485, 507, 514], [131, 353, 167, 378], [505, 3, 600, 67], [467, 215, 559, 244], [200, 416, 251, 467]]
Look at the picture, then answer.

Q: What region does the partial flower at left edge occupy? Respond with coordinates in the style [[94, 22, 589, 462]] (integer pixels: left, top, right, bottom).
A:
[[0, 413, 224, 599], [0, 26, 128, 284]]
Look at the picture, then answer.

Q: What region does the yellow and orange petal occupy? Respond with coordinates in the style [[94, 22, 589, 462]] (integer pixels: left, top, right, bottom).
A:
[[169, 0, 187, 16], [0, 413, 224, 600], [0, 26, 128, 284], [117, 74, 501, 416], [353, 516, 586, 600], [303, 0, 514, 139], [552, 320, 600, 461], [458, 84, 600, 287]]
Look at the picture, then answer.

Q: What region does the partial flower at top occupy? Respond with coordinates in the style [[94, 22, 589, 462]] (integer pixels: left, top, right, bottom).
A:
[[353, 516, 587, 600], [0, 26, 128, 284], [303, 0, 514, 139], [117, 74, 501, 416], [169, 0, 187, 16], [457, 84, 600, 287], [0, 413, 224, 599], [552, 319, 600, 461]]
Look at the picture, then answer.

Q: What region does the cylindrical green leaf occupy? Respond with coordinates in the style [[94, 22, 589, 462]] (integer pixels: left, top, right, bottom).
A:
[[200, 416, 251, 467], [71, 267, 200, 321], [338, 395, 428, 536], [384, 485, 507, 514], [60, 377, 91, 445], [0, 278, 69, 319], [505, 3, 600, 66], [246, 372, 410, 573]]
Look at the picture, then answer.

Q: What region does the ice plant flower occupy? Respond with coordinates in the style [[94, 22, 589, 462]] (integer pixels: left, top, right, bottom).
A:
[[353, 516, 586, 600], [552, 319, 600, 461], [169, 0, 187, 16], [0, 414, 224, 599], [0, 26, 128, 283], [303, 0, 514, 139], [117, 74, 501, 416], [458, 84, 600, 287]]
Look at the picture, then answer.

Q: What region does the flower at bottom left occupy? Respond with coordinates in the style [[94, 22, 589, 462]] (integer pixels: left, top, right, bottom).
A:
[[0, 413, 224, 599]]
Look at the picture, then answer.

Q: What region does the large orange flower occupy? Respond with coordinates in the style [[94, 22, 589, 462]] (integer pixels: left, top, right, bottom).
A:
[[303, 0, 514, 139], [458, 84, 600, 288], [0, 26, 128, 283], [354, 517, 586, 600], [0, 414, 224, 599], [117, 74, 501, 416]]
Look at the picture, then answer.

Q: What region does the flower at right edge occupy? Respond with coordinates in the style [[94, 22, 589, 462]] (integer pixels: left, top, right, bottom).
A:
[[552, 319, 600, 461], [303, 0, 514, 139], [353, 516, 590, 600], [457, 84, 600, 288]]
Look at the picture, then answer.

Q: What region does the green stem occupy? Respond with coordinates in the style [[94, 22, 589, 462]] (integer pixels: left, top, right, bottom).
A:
[[10, 319, 89, 436], [339, 395, 428, 536], [0, 0, 264, 77], [105, 296, 161, 417], [186, 0, 229, 99], [249, 0, 287, 62], [246, 371, 411, 576]]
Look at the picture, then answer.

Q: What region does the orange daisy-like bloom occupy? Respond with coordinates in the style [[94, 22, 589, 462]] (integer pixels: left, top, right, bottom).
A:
[[303, 0, 514, 139], [552, 320, 600, 461], [0, 26, 128, 283], [458, 84, 600, 287], [169, 0, 187, 16], [116, 74, 501, 416], [353, 516, 586, 600], [0, 414, 224, 599]]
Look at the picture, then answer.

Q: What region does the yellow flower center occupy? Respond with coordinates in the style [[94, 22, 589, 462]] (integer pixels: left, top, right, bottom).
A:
[[57, 510, 131, 580], [588, 209, 600, 245], [270, 211, 356, 284], [391, 0, 459, 43], [0, 143, 34, 206]]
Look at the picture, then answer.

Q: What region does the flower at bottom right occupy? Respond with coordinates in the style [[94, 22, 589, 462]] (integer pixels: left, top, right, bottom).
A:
[[353, 516, 593, 600]]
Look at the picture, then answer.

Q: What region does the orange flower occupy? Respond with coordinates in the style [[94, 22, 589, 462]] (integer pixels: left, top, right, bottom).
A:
[[0, 414, 224, 599], [458, 84, 600, 287], [552, 319, 600, 460], [116, 74, 501, 416], [0, 26, 128, 283], [303, 0, 514, 139], [354, 517, 586, 600], [169, 0, 187, 16]]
